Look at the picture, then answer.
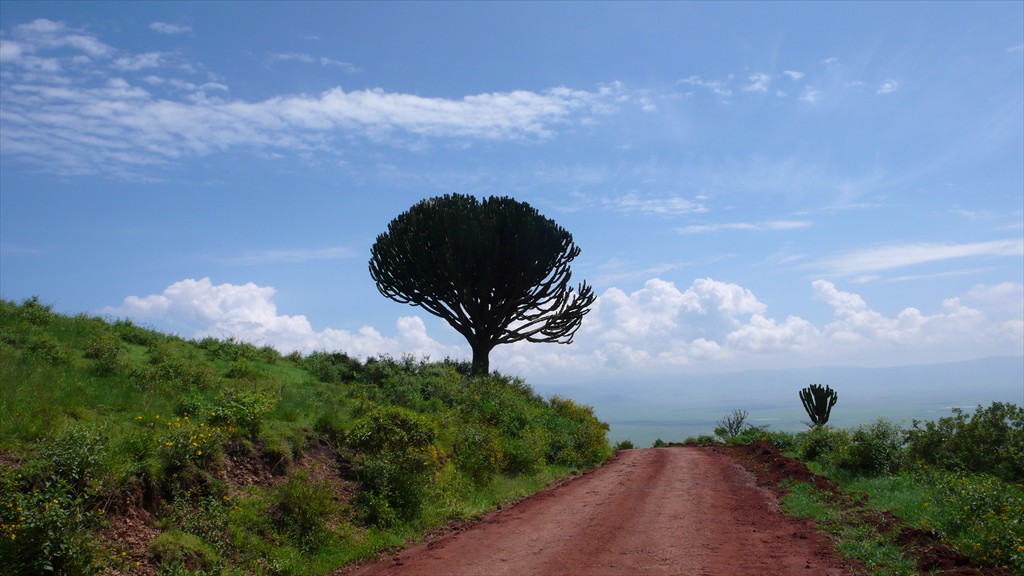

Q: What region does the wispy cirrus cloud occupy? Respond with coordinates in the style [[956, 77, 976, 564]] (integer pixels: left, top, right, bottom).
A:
[[676, 220, 811, 234], [225, 247, 355, 265], [743, 72, 772, 92], [604, 193, 708, 216], [269, 52, 360, 73], [678, 75, 733, 98], [149, 22, 192, 35], [0, 19, 617, 179], [810, 239, 1024, 278]]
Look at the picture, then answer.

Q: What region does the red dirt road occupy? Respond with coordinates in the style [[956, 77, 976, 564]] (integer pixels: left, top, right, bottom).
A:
[[347, 447, 852, 576]]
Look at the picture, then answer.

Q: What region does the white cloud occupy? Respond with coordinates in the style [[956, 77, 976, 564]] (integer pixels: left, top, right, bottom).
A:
[[783, 70, 804, 80], [270, 52, 360, 72], [225, 246, 354, 265], [104, 277, 1024, 377], [877, 80, 899, 94], [13, 19, 112, 58], [111, 52, 165, 71], [810, 239, 1024, 277], [0, 20, 616, 178], [743, 73, 772, 92], [799, 87, 821, 103], [677, 75, 732, 98], [149, 22, 192, 35], [676, 220, 811, 234], [604, 193, 707, 216], [103, 278, 461, 358]]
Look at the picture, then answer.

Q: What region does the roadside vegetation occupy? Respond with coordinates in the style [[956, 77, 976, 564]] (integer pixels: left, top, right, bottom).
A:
[[673, 401, 1024, 574], [0, 297, 612, 575]]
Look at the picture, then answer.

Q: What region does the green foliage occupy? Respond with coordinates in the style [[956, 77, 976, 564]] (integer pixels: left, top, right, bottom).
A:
[[921, 471, 1024, 573], [544, 396, 612, 467], [0, 474, 97, 576], [797, 426, 842, 461], [150, 530, 222, 573], [209, 386, 278, 438], [303, 351, 362, 384], [904, 402, 1024, 482], [612, 439, 634, 450], [83, 333, 126, 375], [824, 418, 904, 477], [272, 470, 341, 553], [347, 406, 442, 525], [651, 438, 668, 448], [0, 297, 613, 573]]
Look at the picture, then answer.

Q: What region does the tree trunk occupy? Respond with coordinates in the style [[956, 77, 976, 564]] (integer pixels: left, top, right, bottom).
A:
[[470, 342, 492, 377]]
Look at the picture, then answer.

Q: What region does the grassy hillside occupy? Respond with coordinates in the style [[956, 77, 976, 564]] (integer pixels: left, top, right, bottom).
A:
[[0, 297, 612, 575]]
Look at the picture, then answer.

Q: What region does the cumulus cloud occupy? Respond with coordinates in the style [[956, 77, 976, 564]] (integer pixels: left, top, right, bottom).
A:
[[799, 87, 822, 103], [104, 276, 1024, 377], [0, 19, 617, 178], [103, 278, 462, 359], [783, 70, 804, 80]]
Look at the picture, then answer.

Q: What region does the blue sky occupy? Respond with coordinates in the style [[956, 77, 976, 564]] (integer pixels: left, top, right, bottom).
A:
[[2, 1, 1022, 385]]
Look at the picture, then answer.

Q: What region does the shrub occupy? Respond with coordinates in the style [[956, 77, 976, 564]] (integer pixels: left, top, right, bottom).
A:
[[652, 438, 668, 448], [0, 471, 96, 575], [612, 439, 634, 450], [271, 470, 340, 553], [452, 420, 504, 484], [544, 397, 611, 468], [925, 470, 1024, 573], [905, 402, 1023, 482], [347, 406, 441, 524], [797, 426, 841, 461], [303, 351, 362, 384], [825, 418, 904, 477], [150, 530, 222, 573], [83, 333, 125, 375], [209, 386, 278, 438], [714, 409, 749, 441]]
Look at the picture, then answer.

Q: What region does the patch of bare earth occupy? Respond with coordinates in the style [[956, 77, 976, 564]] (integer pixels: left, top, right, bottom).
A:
[[344, 446, 854, 576]]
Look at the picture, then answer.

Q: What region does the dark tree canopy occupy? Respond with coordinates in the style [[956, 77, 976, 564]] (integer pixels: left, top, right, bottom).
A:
[[369, 194, 596, 376]]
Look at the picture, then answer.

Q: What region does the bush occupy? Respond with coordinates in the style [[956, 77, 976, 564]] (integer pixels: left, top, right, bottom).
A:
[[714, 409, 749, 441], [825, 418, 903, 477], [544, 397, 611, 467], [347, 406, 441, 525], [925, 470, 1024, 573], [797, 426, 841, 461], [150, 530, 222, 573], [83, 333, 125, 375], [209, 386, 278, 438], [272, 470, 340, 553], [905, 402, 1023, 482], [612, 439, 634, 450]]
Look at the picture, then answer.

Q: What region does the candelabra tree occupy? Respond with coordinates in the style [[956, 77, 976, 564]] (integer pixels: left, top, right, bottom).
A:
[[799, 384, 838, 428]]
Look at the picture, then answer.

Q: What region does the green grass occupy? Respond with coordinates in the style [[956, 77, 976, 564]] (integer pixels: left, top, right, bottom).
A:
[[780, 481, 917, 576], [0, 297, 613, 575]]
